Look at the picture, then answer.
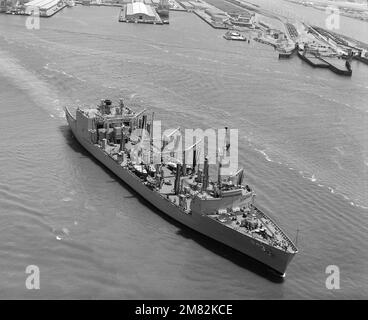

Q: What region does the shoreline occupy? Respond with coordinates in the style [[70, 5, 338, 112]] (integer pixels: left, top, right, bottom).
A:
[[1, 0, 367, 75], [283, 0, 368, 23]]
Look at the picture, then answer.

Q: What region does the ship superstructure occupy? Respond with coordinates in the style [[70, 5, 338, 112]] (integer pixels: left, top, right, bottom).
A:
[[65, 99, 298, 276]]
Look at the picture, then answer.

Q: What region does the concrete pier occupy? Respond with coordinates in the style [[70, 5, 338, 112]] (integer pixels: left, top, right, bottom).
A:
[[193, 9, 228, 29]]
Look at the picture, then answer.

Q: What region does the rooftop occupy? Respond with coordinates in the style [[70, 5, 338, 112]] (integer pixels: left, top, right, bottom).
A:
[[126, 2, 156, 17], [25, 0, 59, 7]]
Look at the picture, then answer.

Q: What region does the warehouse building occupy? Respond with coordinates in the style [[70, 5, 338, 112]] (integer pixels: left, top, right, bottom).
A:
[[228, 10, 255, 27], [0, 0, 6, 12], [126, 2, 157, 21], [120, 1, 163, 24]]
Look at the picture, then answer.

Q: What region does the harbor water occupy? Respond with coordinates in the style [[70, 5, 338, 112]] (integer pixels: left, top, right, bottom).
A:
[[0, 5, 367, 299]]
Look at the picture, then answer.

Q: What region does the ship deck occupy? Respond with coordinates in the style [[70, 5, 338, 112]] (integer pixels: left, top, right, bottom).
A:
[[207, 208, 296, 253], [100, 142, 296, 254], [102, 142, 196, 213]]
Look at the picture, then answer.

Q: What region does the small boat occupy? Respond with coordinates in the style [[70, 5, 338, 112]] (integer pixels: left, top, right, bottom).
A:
[[223, 31, 246, 41]]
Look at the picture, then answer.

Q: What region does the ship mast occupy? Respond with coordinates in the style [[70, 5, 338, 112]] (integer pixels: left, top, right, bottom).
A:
[[217, 126, 230, 187], [184, 140, 202, 175], [202, 157, 209, 192], [150, 112, 154, 164], [192, 147, 197, 174]]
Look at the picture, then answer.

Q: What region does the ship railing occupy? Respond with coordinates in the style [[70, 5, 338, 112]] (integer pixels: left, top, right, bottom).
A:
[[254, 207, 297, 252]]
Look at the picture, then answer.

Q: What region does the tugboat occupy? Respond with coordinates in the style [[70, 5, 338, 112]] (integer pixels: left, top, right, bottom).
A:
[[223, 30, 247, 41], [65, 99, 298, 276]]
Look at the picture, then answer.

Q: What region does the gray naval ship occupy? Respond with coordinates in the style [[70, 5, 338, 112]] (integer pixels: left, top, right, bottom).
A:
[[65, 99, 298, 277]]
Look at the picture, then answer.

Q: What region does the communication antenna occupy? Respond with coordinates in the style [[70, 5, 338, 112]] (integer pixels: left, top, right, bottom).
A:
[[295, 228, 300, 247]]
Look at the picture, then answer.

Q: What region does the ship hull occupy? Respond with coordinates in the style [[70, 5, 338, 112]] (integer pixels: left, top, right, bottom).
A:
[[65, 108, 296, 276]]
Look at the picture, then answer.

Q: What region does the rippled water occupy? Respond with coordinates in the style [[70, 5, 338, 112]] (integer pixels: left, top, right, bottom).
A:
[[0, 5, 367, 299]]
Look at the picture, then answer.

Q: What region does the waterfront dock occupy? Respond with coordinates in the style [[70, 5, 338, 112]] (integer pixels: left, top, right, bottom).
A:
[[278, 47, 296, 59], [75, 1, 122, 7], [193, 9, 228, 29], [254, 37, 276, 49], [297, 50, 329, 68], [3, 0, 67, 17], [320, 56, 352, 76], [167, 0, 186, 11], [354, 55, 368, 65]]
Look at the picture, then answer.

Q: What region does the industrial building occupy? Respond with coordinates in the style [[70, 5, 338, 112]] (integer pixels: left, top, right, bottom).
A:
[[0, 0, 6, 12], [126, 2, 156, 21], [228, 10, 255, 27], [24, 0, 66, 17], [119, 1, 163, 24]]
